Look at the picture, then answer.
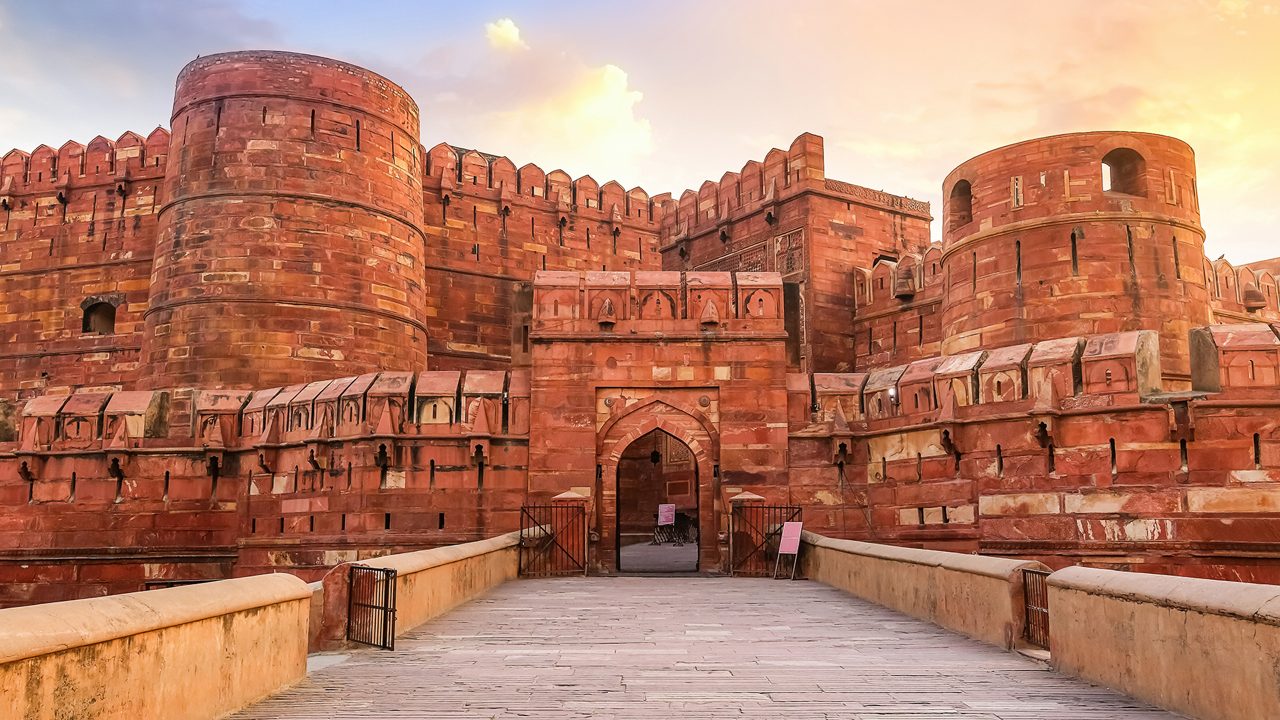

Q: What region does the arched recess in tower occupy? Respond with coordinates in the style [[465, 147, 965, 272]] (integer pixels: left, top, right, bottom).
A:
[[141, 51, 428, 389]]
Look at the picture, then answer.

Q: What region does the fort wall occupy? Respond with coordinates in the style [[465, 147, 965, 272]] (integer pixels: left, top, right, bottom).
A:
[[0, 50, 1278, 603], [3, 288, 1276, 605], [786, 322, 1280, 581], [420, 144, 666, 368], [0, 131, 169, 399]]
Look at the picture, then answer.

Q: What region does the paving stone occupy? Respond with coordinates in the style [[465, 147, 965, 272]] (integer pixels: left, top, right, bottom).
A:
[[231, 578, 1181, 719]]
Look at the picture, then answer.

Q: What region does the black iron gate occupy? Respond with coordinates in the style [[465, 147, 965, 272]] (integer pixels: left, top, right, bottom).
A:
[[1022, 568, 1050, 649], [730, 504, 801, 576], [519, 504, 588, 577], [347, 566, 397, 650]]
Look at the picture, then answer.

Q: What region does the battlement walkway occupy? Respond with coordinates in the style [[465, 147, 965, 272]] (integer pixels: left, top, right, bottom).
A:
[[231, 577, 1177, 719]]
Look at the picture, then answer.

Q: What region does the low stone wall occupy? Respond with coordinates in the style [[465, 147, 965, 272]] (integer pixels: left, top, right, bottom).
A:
[[1049, 567, 1280, 720], [315, 531, 521, 648], [800, 531, 1046, 648], [368, 531, 522, 634], [0, 574, 310, 720]]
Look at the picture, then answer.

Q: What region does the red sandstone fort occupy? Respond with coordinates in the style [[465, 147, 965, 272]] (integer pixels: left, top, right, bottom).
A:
[[1, 50, 1278, 605]]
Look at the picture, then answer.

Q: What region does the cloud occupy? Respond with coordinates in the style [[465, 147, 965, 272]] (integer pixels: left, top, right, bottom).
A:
[[380, 16, 656, 184], [487, 63, 653, 177], [485, 18, 528, 51], [1212, 0, 1253, 18], [836, 139, 924, 161]]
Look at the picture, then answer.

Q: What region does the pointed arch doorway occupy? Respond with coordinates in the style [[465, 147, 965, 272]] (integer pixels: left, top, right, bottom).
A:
[[616, 429, 700, 572], [595, 398, 721, 573]]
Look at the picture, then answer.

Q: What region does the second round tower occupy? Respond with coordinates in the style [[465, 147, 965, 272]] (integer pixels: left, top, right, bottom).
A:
[[939, 131, 1212, 388]]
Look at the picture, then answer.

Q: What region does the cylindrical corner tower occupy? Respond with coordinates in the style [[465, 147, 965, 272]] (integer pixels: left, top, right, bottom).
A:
[[939, 131, 1211, 388], [142, 51, 427, 389]]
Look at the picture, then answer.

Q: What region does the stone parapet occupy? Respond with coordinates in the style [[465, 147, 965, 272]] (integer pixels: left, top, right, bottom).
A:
[[1049, 566, 1280, 720], [800, 530, 1046, 649], [0, 573, 310, 720]]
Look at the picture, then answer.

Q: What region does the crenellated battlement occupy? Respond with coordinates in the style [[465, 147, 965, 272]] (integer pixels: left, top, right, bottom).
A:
[[797, 330, 1167, 435], [0, 129, 170, 197], [1190, 323, 1280, 396], [658, 132, 929, 247], [5, 368, 536, 456], [1206, 256, 1280, 322], [8, 321, 1267, 466], [423, 142, 666, 229]]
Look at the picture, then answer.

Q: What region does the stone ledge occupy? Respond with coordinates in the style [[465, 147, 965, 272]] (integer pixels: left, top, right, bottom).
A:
[[360, 530, 520, 576], [1048, 565, 1280, 626], [0, 573, 309, 664], [802, 530, 1042, 581]]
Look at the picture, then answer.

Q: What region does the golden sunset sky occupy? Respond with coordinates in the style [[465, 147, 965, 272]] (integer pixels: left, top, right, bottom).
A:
[[1, 0, 1276, 261]]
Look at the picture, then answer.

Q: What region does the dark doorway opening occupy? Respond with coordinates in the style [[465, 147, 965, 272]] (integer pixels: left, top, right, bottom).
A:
[[616, 429, 699, 573]]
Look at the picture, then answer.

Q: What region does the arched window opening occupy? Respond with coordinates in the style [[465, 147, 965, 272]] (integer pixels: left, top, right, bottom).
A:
[[948, 180, 973, 231], [1101, 148, 1147, 197], [82, 302, 116, 335]]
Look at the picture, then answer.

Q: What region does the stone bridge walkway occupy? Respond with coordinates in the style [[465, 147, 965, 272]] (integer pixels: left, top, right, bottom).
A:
[[233, 577, 1180, 719]]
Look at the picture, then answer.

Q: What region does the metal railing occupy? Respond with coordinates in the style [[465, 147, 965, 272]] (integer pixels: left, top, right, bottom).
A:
[[519, 504, 588, 577], [347, 566, 397, 650], [729, 505, 801, 576], [1022, 568, 1051, 649]]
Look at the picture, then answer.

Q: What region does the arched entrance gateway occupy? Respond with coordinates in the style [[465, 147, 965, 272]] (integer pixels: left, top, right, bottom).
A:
[[525, 269, 790, 575], [596, 399, 720, 574], [614, 430, 699, 571]]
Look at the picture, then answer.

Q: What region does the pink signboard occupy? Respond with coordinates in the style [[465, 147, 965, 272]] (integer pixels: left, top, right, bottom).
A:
[[658, 503, 676, 526], [778, 521, 803, 554]]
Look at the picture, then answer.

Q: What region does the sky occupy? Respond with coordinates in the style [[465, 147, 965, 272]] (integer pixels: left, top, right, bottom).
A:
[[0, 0, 1276, 262]]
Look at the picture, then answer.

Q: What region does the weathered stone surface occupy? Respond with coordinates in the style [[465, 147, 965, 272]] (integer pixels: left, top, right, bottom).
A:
[[231, 578, 1179, 719]]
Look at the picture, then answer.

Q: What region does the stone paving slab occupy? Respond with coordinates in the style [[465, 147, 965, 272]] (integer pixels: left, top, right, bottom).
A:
[[232, 577, 1183, 719], [619, 542, 699, 572]]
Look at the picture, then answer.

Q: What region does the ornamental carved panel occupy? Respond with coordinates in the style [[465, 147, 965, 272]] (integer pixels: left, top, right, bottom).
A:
[[774, 228, 805, 277]]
